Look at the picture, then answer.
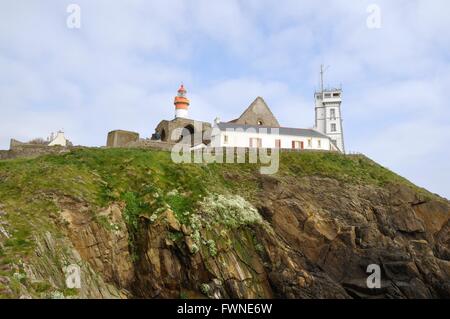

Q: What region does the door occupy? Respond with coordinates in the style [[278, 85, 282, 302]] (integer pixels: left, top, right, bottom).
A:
[[292, 141, 304, 150], [275, 139, 281, 148]]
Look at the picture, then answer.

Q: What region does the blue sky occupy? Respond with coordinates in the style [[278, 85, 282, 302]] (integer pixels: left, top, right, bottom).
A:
[[0, 0, 449, 199]]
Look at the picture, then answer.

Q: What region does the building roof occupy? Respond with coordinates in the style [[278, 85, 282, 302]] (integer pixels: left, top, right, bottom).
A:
[[216, 122, 330, 139], [231, 97, 281, 127], [178, 84, 187, 94]]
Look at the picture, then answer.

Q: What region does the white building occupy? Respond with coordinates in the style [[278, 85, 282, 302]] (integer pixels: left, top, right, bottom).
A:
[[210, 93, 344, 152], [211, 122, 333, 151], [48, 131, 68, 147], [314, 89, 345, 153]]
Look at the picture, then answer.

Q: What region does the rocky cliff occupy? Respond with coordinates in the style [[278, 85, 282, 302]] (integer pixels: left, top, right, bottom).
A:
[[0, 148, 448, 298]]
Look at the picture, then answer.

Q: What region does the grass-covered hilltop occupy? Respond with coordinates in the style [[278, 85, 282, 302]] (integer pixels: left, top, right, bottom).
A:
[[0, 148, 448, 299]]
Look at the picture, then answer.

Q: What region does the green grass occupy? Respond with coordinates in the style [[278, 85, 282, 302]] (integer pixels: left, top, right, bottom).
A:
[[279, 151, 435, 199], [0, 148, 438, 235]]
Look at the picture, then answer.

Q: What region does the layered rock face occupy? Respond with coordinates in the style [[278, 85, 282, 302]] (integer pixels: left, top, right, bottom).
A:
[[0, 150, 448, 299], [253, 175, 449, 298], [34, 175, 448, 299]]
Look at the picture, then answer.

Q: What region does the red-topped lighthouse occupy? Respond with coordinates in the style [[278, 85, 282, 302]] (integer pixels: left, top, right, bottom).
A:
[[174, 84, 190, 119]]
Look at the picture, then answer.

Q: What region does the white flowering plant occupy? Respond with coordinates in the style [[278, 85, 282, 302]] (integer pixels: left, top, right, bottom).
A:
[[184, 193, 262, 257], [199, 194, 262, 228]]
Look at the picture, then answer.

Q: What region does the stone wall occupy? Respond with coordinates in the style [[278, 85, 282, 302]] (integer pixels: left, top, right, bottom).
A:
[[233, 97, 281, 127], [128, 139, 177, 151], [10, 139, 25, 150], [107, 130, 140, 148], [7, 145, 71, 159], [0, 150, 9, 160], [0, 138, 75, 160], [154, 118, 211, 146]]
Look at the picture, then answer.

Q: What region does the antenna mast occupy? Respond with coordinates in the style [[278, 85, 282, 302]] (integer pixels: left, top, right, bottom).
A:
[[320, 64, 324, 93], [320, 64, 330, 93]]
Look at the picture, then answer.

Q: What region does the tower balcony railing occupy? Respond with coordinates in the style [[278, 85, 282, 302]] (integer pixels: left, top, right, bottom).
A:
[[322, 97, 341, 103]]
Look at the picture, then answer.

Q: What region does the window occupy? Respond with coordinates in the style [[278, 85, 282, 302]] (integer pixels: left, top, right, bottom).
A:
[[333, 93, 340, 97], [324, 93, 331, 98], [223, 135, 228, 144], [330, 108, 336, 119], [307, 139, 312, 148], [331, 123, 337, 132], [292, 141, 304, 150], [249, 138, 262, 148], [318, 140, 321, 148], [275, 139, 281, 148], [257, 120, 263, 126]]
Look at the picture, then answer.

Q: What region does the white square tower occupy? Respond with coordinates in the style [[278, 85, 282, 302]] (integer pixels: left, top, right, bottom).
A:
[[314, 89, 345, 153]]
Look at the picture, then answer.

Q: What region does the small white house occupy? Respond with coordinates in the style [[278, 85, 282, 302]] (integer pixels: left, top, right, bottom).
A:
[[48, 131, 68, 147]]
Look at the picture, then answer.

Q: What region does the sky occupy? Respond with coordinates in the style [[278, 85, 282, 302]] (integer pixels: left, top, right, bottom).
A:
[[0, 0, 449, 199]]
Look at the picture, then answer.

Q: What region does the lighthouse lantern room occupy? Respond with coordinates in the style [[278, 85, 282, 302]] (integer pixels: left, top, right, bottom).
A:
[[174, 84, 190, 119]]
